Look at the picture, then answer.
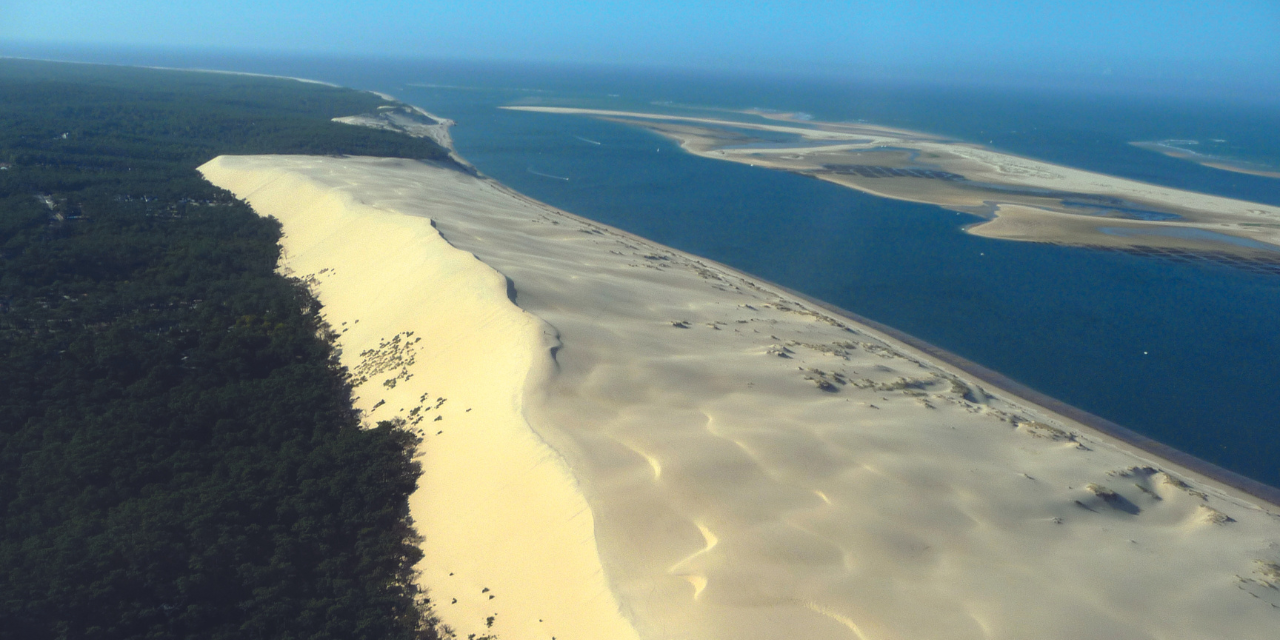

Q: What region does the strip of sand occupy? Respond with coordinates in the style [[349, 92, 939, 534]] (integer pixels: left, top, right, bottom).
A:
[[1131, 141, 1280, 180], [332, 94, 465, 166], [505, 106, 1280, 257], [200, 154, 1280, 640]]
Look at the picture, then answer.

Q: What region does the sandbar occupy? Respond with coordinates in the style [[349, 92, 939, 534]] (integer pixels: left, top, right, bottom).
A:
[[1131, 140, 1280, 179], [506, 106, 1280, 259]]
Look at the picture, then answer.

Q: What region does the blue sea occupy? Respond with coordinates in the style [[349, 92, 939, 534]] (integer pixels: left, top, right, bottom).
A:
[[12, 46, 1279, 487]]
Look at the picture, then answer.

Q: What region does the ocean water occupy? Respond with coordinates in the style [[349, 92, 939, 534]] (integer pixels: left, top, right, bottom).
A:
[[9, 46, 1279, 487]]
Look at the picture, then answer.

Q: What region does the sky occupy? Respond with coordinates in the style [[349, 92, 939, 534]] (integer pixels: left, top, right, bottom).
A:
[[3, 1, 1278, 97]]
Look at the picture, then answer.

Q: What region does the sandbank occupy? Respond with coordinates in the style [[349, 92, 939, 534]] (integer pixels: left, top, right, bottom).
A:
[[506, 106, 1280, 258], [200, 149, 1280, 640], [1131, 141, 1280, 180]]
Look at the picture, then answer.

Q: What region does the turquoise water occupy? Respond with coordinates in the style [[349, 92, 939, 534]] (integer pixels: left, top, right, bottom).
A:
[[12, 47, 1278, 487]]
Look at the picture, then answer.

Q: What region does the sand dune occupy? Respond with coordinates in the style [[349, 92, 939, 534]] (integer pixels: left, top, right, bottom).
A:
[[199, 156, 639, 640], [200, 154, 1280, 640]]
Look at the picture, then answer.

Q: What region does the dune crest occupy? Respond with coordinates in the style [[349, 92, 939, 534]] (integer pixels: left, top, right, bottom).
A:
[[201, 154, 1280, 640], [199, 155, 640, 640]]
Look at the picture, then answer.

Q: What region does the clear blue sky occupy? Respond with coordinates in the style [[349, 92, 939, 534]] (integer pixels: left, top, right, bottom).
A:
[[3, 1, 1278, 93]]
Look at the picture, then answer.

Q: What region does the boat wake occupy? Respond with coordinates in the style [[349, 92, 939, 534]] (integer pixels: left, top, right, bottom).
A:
[[528, 167, 571, 181]]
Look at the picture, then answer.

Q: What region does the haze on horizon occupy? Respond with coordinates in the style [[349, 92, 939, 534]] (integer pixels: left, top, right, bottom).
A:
[[3, 0, 1279, 102]]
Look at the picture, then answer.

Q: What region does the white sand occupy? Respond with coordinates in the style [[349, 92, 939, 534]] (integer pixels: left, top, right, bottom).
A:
[[200, 154, 1280, 640]]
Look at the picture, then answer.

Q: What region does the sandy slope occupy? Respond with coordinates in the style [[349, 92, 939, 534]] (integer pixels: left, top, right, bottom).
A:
[[200, 155, 1280, 640], [199, 156, 639, 640]]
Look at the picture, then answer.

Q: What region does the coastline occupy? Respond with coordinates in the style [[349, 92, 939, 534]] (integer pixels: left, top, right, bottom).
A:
[[481, 166, 1280, 510], [202, 150, 1280, 639], [763, 278, 1280, 508], [471, 159, 1280, 508], [0, 53, 343, 87]]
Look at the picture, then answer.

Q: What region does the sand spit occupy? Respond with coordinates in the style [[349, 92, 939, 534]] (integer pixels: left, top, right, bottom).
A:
[[200, 154, 1280, 640], [333, 95, 467, 167], [1130, 141, 1280, 180], [505, 106, 1280, 258]]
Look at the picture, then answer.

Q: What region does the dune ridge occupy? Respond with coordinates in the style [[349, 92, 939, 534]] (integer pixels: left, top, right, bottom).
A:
[[198, 156, 640, 640], [200, 154, 1280, 640]]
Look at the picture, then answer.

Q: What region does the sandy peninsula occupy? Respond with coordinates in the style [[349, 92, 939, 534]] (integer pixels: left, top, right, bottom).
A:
[[504, 106, 1280, 259], [332, 94, 464, 164], [198, 145, 1280, 640]]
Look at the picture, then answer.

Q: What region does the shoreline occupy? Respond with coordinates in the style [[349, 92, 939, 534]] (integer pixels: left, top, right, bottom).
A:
[[767, 279, 1280, 507], [0, 54, 343, 87], [483, 168, 1280, 509]]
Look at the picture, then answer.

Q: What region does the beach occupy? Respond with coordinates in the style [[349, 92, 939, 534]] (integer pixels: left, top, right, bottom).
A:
[[199, 152, 1280, 640]]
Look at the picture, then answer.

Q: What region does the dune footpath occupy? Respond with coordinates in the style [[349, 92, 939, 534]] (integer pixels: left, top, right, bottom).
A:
[[200, 154, 1280, 640]]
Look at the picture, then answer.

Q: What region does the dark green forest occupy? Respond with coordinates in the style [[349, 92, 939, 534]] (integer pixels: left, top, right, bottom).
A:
[[0, 59, 450, 639]]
